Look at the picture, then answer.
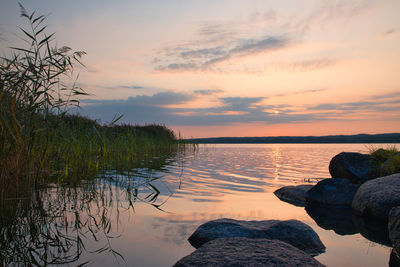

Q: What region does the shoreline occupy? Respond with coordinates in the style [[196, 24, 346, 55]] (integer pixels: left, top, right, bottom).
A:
[[187, 133, 400, 144]]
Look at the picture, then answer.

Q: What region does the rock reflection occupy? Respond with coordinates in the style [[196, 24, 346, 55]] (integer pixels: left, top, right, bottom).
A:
[[353, 215, 391, 247], [305, 205, 391, 246], [305, 205, 358, 235], [390, 249, 400, 267]]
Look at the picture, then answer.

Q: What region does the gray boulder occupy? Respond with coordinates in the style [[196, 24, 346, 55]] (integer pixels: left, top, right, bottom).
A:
[[329, 152, 377, 183], [188, 218, 325, 256], [352, 173, 400, 221], [174, 237, 325, 267], [389, 207, 400, 256], [306, 178, 359, 208], [274, 184, 313, 207]]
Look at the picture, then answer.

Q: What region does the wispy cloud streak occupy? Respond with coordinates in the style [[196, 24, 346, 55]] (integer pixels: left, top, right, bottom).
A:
[[194, 89, 224, 95], [154, 0, 371, 73], [157, 36, 289, 71]]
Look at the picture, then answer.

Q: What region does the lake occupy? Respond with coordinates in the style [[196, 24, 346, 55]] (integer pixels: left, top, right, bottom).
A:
[[0, 144, 395, 266]]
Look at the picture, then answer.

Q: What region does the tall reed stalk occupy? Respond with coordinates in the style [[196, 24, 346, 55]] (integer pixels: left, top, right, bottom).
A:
[[0, 4, 87, 192]]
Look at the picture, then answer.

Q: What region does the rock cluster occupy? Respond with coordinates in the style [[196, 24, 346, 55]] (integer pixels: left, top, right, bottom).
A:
[[273, 151, 400, 266], [275, 152, 400, 222], [175, 151, 399, 266]]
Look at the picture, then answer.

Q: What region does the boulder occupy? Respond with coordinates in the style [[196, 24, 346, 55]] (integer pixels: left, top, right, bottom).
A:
[[188, 218, 325, 256], [389, 207, 400, 256], [305, 178, 359, 208], [329, 152, 377, 183], [174, 237, 325, 267], [274, 184, 313, 207], [352, 173, 400, 221]]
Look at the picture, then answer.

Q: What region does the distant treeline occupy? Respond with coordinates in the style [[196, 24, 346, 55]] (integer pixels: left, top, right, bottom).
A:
[[187, 133, 400, 144]]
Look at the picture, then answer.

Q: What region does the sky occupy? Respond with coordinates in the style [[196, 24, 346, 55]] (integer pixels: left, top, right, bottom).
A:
[[1, 0, 399, 138]]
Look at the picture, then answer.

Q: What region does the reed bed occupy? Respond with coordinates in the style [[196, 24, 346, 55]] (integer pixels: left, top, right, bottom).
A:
[[0, 4, 185, 203]]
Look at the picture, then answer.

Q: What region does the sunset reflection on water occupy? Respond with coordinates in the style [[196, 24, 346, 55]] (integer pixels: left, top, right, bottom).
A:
[[1, 144, 393, 266], [121, 144, 391, 267]]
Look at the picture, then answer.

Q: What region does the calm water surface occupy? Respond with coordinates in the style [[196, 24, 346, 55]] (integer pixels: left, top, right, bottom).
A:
[[1, 144, 395, 266]]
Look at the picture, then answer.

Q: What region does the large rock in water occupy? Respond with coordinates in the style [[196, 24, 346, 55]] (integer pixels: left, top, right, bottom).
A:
[[274, 184, 313, 207], [188, 218, 325, 256], [352, 173, 400, 221], [329, 152, 377, 183], [174, 237, 325, 267], [389, 207, 400, 256], [305, 178, 359, 208]]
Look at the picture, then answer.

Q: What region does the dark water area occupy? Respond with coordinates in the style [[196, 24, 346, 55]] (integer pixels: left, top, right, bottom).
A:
[[0, 144, 396, 266]]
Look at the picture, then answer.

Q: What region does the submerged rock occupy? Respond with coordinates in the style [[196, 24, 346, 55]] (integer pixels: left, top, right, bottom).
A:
[[188, 218, 325, 256], [274, 184, 313, 207], [305, 178, 359, 208], [329, 152, 377, 183], [352, 173, 400, 221], [389, 207, 400, 256], [174, 237, 325, 267]]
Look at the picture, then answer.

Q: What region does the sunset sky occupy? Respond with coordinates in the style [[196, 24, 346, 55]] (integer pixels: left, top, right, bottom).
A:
[[1, 0, 399, 138]]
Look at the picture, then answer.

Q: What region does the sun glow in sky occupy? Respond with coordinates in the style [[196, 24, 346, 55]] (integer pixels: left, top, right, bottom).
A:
[[1, 0, 400, 138]]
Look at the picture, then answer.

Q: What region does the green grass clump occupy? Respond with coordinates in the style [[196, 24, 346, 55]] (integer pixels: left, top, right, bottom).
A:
[[369, 145, 400, 176]]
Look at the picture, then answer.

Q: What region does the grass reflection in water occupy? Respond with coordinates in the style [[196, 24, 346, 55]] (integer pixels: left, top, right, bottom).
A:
[[0, 149, 186, 266]]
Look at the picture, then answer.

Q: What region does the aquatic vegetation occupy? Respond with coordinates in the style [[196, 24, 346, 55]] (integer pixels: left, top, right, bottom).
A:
[[0, 137, 183, 265], [369, 145, 400, 176], [369, 145, 398, 162], [0, 138, 185, 265]]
